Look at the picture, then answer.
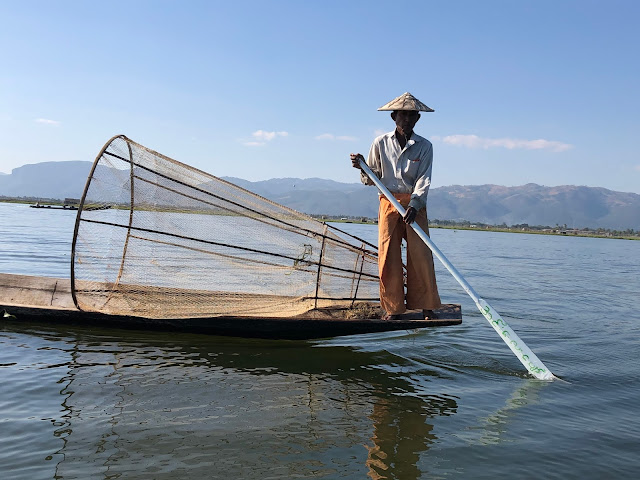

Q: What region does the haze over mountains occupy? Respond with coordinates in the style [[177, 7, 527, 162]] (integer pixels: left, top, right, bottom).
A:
[[1, 161, 639, 230]]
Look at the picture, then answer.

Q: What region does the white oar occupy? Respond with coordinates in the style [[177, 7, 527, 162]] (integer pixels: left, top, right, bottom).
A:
[[359, 159, 554, 380]]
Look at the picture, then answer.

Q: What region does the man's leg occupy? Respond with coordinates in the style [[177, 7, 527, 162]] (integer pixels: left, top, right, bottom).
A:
[[378, 197, 406, 315], [405, 211, 441, 312]]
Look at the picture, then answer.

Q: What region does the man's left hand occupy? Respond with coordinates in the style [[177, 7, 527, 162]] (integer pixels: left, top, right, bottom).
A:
[[403, 207, 417, 224]]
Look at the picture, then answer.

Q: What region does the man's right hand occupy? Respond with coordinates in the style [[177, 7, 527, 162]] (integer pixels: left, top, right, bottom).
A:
[[350, 153, 365, 169]]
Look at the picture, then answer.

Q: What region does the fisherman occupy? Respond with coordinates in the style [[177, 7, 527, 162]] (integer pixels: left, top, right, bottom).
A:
[[351, 92, 441, 320]]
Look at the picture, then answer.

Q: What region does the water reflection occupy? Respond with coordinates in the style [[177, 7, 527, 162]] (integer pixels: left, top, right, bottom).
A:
[[365, 395, 442, 479], [21, 326, 458, 479], [474, 379, 548, 446], [0, 320, 560, 479]]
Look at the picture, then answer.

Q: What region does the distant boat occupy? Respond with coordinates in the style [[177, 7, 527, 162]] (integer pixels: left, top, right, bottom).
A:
[[29, 203, 111, 211], [30, 203, 78, 210]]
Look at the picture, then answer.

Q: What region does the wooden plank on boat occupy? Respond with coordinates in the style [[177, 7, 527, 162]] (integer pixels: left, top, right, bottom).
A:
[[1, 273, 461, 340]]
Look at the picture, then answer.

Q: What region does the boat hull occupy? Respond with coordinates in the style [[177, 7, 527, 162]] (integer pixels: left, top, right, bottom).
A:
[[1, 273, 461, 340]]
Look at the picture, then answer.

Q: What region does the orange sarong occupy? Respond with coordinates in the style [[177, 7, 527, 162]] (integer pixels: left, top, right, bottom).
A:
[[378, 194, 441, 315]]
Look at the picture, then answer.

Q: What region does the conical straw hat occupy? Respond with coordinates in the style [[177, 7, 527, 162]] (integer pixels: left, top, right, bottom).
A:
[[377, 92, 434, 112]]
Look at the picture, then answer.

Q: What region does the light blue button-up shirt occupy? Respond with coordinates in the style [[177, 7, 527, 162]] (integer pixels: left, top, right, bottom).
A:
[[361, 131, 434, 211]]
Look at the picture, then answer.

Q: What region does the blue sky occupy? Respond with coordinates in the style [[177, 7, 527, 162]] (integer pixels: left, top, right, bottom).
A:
[[1, 0, 639, 193]]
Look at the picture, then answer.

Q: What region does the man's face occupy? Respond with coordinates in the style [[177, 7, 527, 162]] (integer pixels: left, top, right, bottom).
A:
[[392, 110, 420, 135]]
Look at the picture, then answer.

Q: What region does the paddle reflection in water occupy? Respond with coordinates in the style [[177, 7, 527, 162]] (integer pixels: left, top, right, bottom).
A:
[[1, 324, 461, 479]]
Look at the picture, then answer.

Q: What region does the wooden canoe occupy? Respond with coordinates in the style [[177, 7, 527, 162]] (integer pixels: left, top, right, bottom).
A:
[[0, 273, 461, 340]]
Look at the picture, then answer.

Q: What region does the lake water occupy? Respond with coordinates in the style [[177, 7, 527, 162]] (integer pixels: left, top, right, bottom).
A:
[[1, 201, 639, 479]]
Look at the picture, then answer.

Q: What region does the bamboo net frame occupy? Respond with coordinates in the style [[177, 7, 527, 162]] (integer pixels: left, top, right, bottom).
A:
[[71, 135, 381, 319]]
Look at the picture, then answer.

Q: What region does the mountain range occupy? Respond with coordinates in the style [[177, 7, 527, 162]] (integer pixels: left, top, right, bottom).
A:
[[1, 161, 639, 230]]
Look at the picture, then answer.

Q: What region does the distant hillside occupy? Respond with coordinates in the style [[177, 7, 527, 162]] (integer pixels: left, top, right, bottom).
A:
[[0, 161, 93, 199], [1, 161, 639, 229], [222, 176, 379, 218], [428, 184, 640, 230]]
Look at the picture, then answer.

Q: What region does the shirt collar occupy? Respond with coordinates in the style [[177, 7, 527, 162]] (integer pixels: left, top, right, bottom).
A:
[[389, 130, 421, 147]]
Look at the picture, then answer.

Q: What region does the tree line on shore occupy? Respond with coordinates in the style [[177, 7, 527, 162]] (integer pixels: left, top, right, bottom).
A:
[[317, 214, 639, 239]]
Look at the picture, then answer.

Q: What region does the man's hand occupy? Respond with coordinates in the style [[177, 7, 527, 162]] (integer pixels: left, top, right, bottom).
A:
[[350, 153, 365, 169], [403, 206, 417, 224]]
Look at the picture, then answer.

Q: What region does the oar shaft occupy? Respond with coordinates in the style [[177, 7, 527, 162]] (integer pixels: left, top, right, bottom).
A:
[[358, 159, 554, 380]]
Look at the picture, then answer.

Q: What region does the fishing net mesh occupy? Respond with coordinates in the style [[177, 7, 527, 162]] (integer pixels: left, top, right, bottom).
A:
[[71, 135, 380, 319]]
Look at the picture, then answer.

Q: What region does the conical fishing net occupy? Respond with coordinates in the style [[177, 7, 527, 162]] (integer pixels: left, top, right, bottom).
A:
[[71, 135, 380, 319]]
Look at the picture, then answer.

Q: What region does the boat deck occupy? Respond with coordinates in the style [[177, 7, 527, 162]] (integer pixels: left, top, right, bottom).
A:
[[0, 273, 462, 339]]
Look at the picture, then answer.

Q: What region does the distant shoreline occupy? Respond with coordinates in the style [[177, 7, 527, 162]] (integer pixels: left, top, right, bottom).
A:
[[2, 198, 638, 241], [431, 225, 639, 241], [318, 218, 640, 241]]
